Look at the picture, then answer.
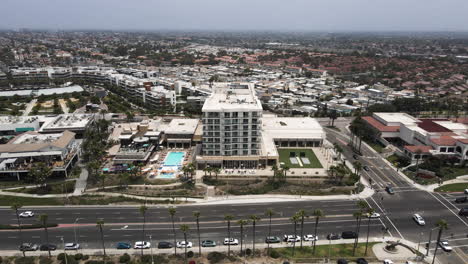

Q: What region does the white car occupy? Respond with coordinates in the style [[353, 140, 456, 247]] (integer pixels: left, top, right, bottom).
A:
[[464, 189, 468, 194], [383, 260, 394, 264], [412, 214, 425, 226], [438, 240, 452, 252], [283, 235, 301, 242], [176, 241, 193, 248], [64, 243, 80, 250], [303, 234, 318, 241], [19, 211, 34, 218], [367, 212, 381, 218], [223, 238, 239, 245], [134, 241, 151, 249]]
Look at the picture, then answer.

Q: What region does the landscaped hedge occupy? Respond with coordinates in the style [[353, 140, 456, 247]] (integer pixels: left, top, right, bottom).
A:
[[0, 223, 58, 230]]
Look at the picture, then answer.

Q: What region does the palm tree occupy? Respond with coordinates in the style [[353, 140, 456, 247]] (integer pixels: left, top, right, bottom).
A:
[[312, 209, 324, 255], [271, 165, 279, 182], [296, 210, 308, 248], [352, 211, 363, 256], [96, 219, 106, 263], [224, 214, 234, 257], [11, 203, 25, 257], [180, 224, 190, 264], [414, 149, 423, 180], [290, 214, 300, 256], [353, 161, 362, 176], [212, 167, 221, 181], [168, 207, 177, 255], [249, 215, 261, 255], [39, 214, 51, 257], [432, 220, 448, 264], [139, 205, 148, 256], [280, 164, 290, 182], [193, 211, 202, 257], [202, 167, 209, 177], [237, 219, 249, 257], [265, 209, 276, 255], [354, 200, 369, 254], [364, 208, 374, 255]]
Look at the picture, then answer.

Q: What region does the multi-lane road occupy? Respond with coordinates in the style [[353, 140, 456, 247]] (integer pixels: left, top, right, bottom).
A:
[[0, 119, 466, 263]]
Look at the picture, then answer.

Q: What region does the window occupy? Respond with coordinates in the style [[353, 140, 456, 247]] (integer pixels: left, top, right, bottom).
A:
[[243, 144, 248, 149], [224, 113, 230, 118], [243, 150, 248, 155]]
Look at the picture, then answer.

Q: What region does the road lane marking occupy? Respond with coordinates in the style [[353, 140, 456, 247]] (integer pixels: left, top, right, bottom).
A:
[[369, 196, 404, 239], [429, 192, 468, 227]]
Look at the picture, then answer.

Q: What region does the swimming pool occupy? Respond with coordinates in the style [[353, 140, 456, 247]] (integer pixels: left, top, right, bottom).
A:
[[164, 151, 185, 166], [156, 151, 185, 179]]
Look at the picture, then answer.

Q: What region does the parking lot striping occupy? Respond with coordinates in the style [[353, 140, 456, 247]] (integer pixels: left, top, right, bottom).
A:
[[369, 196, 404, 239], [429, 192, 468, 227]]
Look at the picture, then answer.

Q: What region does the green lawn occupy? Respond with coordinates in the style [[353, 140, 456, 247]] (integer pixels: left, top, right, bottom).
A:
[[434, 183, 468, 193], [278, 148, 322, 168], [271, 242, 377, 259], [5, 181, 76, 195]]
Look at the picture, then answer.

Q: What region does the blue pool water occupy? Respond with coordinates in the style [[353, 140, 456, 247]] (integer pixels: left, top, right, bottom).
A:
[[164, 152, 185, 166]]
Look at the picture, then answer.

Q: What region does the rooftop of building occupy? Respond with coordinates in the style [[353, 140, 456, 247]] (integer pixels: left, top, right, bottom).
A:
[[40, 114, 93, 130], [374, 112, 420, 125], [202, 83, 262, 112], [0, 116, 41, 124], [164, 118, 199, 135], [362, 116, 400, 132], [0, 130, 75, 153]]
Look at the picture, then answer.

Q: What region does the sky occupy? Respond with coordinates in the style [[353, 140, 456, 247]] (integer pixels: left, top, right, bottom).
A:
[[1, 0, 468, 31]]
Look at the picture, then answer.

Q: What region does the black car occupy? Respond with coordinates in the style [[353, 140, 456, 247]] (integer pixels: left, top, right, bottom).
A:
[[40, 244, 57, 251], [459, 207, 468, 216], [327, 233, 341, 240], [455, 196, 467, 203], [353, 154, 359, 160], [341, 231, 358, 239], [363, 166, 370, 171], [356, 258, 368, 264], [385, 186, 395, 194], [337, 259, 348, 264], [157, 241, 173, 249]]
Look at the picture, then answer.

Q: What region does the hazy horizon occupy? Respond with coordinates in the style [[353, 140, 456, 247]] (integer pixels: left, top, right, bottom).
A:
[[1, 0, 468, 32]]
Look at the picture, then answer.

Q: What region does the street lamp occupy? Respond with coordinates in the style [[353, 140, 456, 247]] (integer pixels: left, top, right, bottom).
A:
[[426, 227, 438, 257], [61, 236, 68, 264], [73, 218, 83, 247], [417, 232, 423, 252], [148, 234, 154, 264]]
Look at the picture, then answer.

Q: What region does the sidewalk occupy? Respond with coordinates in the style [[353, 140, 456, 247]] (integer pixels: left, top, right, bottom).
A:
[[73, 164, 89, 195]]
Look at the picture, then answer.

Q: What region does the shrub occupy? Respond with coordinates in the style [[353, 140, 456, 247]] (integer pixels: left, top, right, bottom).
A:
[[0, 256, 3, 264], [187, 251, 194, 258], [140, 255, 152, 264], [269, 249, 281, 259], [83, 255, 90, 261], [57, 253, 65, 261], [153, 256, 167, 264], [119, 254, 131, 264], [74, 254, 84, 260], [15, 257, 35, 264], [39, 257, 53, 264], [64, 256, 78, 264], [245, 248, 252, 256], [207, 252, 226, 264]]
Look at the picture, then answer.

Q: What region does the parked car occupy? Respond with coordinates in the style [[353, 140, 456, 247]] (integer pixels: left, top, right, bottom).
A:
[[134, 241, 150, 249], [337, 259, 348, 264], [283, 235, 301, 242], [157, 241, 173, 249], [303, 234, 318, 241], [383, 260, 394, 264], [116, 242, 131, 249], [459, 207, 468, 216], [223, 238, 239, 245], [464, 189, 468, 194], [19, 243, 38, 251], [412, 214, 425, 226], [327, 233, 341, 240], [356, 258, 368, 264], [366, 212, 381, 218], [438, 240, 453, 252], [265, 236, 281, 244], [363, 166, 370, 171], [201, 240, 216, 247], [19, 211, 34, 218], [455, 196, 467, 203], [39, 244, 57, 251], [64, 243, 80, 250], [385, 186, 395, 194], [176, 241, 192, 248], [341, 231, 358, 239]]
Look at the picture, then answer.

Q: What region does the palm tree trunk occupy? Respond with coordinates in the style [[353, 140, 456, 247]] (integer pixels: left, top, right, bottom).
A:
[[292, 221, 297, 256], [183, 232, 188, 264], [313, 218, 319, 255], [141, 214, 145, 256], [300, 217, 304, 248], [252, 222, 256, 256], [99, 226, 106, 262], [267, 215, 272, 255], [44, 226, 51, 257], [240, 226, 244, 257], [353, 216, 362, 256], [196, 219, 201, 257], [227, 221, 231, 257], [171, 217, 177, 255], [15, 211, 25, 257], [364, 216, 371, 255], [432, 228, 443, 264]]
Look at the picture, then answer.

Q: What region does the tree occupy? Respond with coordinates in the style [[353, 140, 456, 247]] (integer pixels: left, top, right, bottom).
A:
[[249, 215, 261, 255], [180, 224, 190, 264], [353, 161, 363, 177], [11, 203, 25, 257], [139, 205, 148, 256], [96, 219, 106, 262], [271, 165, 279, 182], [290, 214, 300, 256], [280, 164, 290, 182], [224, 214, 234, 257], [193, 211, 202, 257], [39, 214, 51, 257], [364, 208, 374, 255], [432, 220, 448, 264], [352, 211, 363, 256], [353, 200, 369, 255], [414, 149, 423, 179], [237, 219, 249, 257], [168, 207, 177, 255], [328, 110, 338, 126], [27, 162, 52, 188], [265, 209, 276, 255], [212, 167, 221, 181], [312, 209, 324, 255], [296, 210, 308, 248]]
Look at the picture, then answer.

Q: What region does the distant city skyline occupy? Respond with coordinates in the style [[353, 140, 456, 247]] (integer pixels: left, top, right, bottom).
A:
[[1, 0, 468, 32]]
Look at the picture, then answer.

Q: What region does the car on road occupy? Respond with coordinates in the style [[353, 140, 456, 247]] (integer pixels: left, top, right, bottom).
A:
[[223, 238, 239, 245], [363, 166, 370, 171], [464, 189, 468, 194], [265, 236, 281, 244], [353, 154, 359, 160], [283, 235, 301, 242], [303, 234, 318, 241], [455, 196, 468, 203], [356, 258, 368, 264], [176, 241, 192, 248], [459, 207, 468, 216], [19, 243, 38, 251], [64, 243, 80, 250], [39, 244, 57, 251], [201, 240, 216, 247], [385, 186, 395, 194], [19, 211, 34, 218], [337, 259, 348, 264], [341, 231, 358, 239], [134, 241, 150, 249], [383, 260, 394, 264], [412, 214, 425, 226], [438, 240, 452, 252], [116, 242, 131, 249], [327, 233, 341, 240], [157, 241, 173, 249], [366, 212, 381, 218]]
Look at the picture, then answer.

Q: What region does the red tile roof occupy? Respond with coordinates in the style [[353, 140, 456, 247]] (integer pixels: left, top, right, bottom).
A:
[[430, 136, 457, 146], [417, 119, 452, 133], [362, 116, 400, 132], [404, 145, 433, 153]]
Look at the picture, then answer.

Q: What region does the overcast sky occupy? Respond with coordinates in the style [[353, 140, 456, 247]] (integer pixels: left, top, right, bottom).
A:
[[1, 0, 467, 31]]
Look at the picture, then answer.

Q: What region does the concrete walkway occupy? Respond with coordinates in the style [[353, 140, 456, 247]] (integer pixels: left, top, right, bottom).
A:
[[73, 164, 89, 195], [22, 99, 37, 116]]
